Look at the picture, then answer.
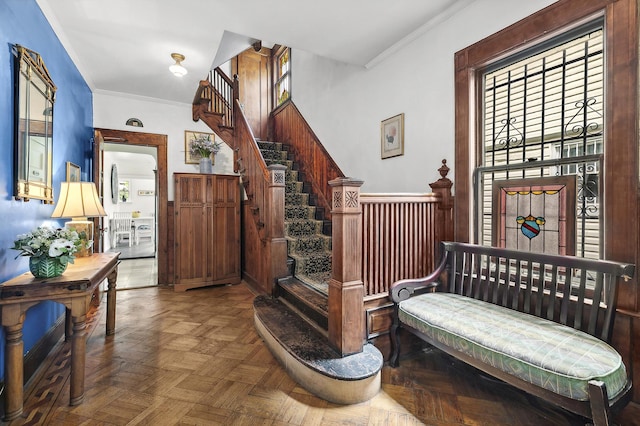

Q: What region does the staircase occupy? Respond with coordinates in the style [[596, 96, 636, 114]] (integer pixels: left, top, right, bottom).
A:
[[257, 140, 332, 296], [194, 72, 382, 404], [252, 140, 382, 404]]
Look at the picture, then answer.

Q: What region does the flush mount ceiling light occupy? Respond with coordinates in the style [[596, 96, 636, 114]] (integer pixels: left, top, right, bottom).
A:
[[169, 52, 187, 77]]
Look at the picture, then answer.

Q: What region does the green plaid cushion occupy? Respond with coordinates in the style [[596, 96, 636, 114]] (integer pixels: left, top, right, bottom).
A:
[[399, 293, 627, 401]]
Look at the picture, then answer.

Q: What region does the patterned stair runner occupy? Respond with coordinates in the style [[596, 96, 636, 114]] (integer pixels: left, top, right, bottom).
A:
[[258, 141, 331, 294]]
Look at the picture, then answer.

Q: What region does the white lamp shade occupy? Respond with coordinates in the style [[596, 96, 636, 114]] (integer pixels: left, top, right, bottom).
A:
[[169, 63, 188, 77], [52, 182, 107, 219]]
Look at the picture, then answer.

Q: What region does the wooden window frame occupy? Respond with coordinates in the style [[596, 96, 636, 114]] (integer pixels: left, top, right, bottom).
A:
[[273, 45, 291, 107], [454, 0, 638, 270]]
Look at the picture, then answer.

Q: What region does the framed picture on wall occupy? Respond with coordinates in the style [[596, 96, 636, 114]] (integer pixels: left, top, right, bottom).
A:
[[66, 162, 81, 182], [185, 130, 215, 164], [381, 113, 404, 159]]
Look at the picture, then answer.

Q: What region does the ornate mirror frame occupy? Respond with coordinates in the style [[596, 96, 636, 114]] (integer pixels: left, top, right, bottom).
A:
[[13, 44, 56, 203]]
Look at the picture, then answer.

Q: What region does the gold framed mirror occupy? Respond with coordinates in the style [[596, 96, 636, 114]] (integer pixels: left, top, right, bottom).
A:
[[13, 44, 56, 203]]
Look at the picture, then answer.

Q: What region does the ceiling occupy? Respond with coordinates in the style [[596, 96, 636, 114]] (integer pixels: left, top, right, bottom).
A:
[[36, 0, 474, 104]]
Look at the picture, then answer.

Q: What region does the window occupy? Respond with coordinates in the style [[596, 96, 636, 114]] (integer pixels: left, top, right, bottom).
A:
[[453, 0, 637, 313], [274, 46, 290, 106], [476, 22, 604, 258], [118, 180, 130, 203]]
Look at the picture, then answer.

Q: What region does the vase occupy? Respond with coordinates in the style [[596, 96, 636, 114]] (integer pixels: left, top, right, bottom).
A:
[[199, 157, 213, 174], [29, 257, 68, 279]]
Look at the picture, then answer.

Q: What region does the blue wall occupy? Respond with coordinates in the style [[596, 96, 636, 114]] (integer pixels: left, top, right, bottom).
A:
[[0, 0, 93, 377]]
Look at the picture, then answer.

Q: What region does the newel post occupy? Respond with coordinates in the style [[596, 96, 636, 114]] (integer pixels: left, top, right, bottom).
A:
[[266, 164, 289, 294], [328, 177, 365, 356], [429, 159, 454, 246]]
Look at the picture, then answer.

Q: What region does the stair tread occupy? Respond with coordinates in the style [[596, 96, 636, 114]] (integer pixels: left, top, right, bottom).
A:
[[254, 295, 383, 380], [278, 277, 328, 314]]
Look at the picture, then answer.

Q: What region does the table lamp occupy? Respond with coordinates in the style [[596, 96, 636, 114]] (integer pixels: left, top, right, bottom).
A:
[[51, 182, 107, 257]]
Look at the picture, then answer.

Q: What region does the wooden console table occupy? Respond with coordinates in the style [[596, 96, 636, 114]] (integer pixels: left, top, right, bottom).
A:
[[0, 252, 120, 421]]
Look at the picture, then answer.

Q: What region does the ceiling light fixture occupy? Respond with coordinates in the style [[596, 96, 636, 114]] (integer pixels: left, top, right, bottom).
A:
[[169, 53, 187, 77]]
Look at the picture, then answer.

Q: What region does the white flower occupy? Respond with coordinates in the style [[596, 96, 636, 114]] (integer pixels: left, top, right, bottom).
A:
[[12, 226, 81, 261], [190, 135, 222, 158], [48, 239, 68, 257]]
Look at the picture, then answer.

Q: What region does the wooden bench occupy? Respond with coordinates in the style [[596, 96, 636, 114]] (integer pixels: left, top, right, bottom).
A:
[[389, 242, 635, 425]]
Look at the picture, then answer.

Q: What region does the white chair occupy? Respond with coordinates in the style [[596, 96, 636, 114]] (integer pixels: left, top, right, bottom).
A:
[[111, 212, 133, 247], [135, 223, 154, 245]]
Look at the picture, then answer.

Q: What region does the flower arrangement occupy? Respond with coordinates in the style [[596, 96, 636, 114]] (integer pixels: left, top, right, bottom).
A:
[[189, 134, 222, 159], [12, 226, 83, 265]]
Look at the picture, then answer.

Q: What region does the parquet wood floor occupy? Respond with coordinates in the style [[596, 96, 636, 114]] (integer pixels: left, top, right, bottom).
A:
[[8, 282, 640, 425]]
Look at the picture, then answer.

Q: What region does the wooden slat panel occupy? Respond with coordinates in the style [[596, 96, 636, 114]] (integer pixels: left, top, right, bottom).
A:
[[359, 194, 442, 297]]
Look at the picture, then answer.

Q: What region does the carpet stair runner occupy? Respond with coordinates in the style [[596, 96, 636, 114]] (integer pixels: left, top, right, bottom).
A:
[[258, 141, 332, 296]]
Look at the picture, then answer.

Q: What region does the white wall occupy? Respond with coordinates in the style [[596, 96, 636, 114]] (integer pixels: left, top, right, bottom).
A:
[[292, 0, 558, 193], [93, 0, 556, 196], [93, 91, 236, 200]]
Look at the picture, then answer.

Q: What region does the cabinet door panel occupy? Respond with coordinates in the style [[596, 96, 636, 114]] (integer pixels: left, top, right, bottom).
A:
[[174, 173, 240, 290], [212, 176, 240, 280]]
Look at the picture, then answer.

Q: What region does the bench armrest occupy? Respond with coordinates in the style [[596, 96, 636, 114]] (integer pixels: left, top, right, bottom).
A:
[[390, 245, 450, 303]]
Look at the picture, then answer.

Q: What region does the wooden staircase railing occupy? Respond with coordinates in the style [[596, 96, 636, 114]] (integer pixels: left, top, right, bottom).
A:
[[193, 69, 288, 294], [361, 193, 442, 296], [361, 160, 453, 299], [271, 101, 345, 220], [193, 68, 237, 145], [234, 99, 288, 294], [330, 161, 454, 355]]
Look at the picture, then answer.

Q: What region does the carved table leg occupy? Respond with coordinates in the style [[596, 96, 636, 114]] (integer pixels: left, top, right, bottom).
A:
[[65, 307, 72, 341], [106, 266, 118, 335], [4, 322, 24, 421], [69, 314, 87, 406]]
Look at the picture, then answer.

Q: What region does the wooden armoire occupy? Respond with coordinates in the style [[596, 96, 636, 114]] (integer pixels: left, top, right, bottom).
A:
[[173, 173, 241, 291]]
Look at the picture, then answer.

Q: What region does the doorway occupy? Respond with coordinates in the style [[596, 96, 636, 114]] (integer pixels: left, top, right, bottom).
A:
[[94, 128, 169, 285], [104, 145, 157, 259]]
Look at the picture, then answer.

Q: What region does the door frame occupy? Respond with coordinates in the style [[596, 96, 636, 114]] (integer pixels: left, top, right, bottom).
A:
[[94, 128, 169, 284]]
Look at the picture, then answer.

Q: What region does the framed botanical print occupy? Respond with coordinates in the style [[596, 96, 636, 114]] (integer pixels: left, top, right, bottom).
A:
[[185, 130, 215, 164], [381, 113, 404, 159]]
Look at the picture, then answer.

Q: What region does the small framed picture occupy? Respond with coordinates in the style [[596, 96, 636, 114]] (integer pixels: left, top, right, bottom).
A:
[[185, 130, 215, 164], [381, 113, 404, 159], [66, 162, 81, 182]]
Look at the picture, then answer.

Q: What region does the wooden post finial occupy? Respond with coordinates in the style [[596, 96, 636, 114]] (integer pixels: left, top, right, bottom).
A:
[[438, 159, 449, 180]]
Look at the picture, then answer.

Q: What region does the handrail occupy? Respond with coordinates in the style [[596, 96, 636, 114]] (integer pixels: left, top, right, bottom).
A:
[[234, 99, 270, 182], [234, 98, 271, 243], [209, 68, 235, 129], [193, 68, 236, 138]]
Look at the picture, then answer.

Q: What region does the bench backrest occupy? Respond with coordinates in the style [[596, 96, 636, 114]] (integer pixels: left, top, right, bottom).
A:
[[440, 242, 635, 343]]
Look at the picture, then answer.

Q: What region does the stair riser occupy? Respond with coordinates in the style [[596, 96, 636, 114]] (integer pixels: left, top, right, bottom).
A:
[[285, 193, 309, 206], [291, 254, 332, 276], [286, 236, 331, 256], [278, 289, 328, 329], [285, 221, 324, 237], [285, 206, 317, 220]]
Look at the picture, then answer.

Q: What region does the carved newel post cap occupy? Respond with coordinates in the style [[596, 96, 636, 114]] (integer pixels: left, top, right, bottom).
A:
[[438, 159, 449, 180], [329, 177, 364, 187]]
